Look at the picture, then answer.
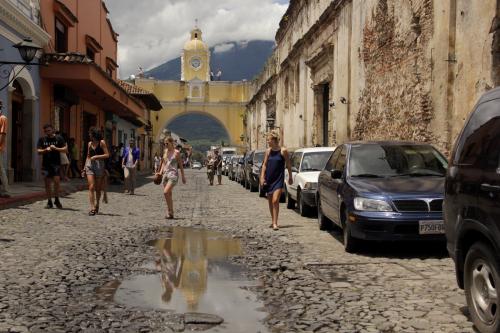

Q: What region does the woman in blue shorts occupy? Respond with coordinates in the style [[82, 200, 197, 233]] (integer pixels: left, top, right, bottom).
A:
[[83, 128, 109, 216]]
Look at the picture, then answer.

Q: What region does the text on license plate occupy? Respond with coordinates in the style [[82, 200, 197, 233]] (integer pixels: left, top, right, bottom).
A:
[[419, 220, 445, 234]]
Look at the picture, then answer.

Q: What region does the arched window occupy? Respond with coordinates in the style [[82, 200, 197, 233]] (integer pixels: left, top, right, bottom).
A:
[[192, 86, 200, 97]]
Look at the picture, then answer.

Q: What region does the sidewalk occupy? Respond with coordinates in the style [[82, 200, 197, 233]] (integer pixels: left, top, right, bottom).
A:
[[0, 169, 154, 210], [0, 178, 87, 210]]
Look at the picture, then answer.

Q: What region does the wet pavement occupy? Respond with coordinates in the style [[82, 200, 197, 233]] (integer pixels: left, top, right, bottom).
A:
[[109, 227, 268, 332], [0, 169, 476, 332]]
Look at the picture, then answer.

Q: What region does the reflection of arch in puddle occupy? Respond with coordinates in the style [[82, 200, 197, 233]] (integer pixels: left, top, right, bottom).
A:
[[105, 227, 268, 332], [151, 227, 242, 311]]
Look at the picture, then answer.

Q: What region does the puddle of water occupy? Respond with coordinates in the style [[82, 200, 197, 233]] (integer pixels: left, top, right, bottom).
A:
[[108, 227, 269, 332]]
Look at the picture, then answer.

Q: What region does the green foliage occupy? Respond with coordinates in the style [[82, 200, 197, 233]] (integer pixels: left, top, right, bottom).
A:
[[191, 150, 206, 162]]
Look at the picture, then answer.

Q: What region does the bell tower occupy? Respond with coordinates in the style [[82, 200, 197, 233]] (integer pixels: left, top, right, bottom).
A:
[[181, 23, 210, 81]]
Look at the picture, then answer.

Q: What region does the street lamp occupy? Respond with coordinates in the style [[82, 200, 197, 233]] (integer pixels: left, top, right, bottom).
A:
[[13, 38, 42, 63], [0, 38, 43, 91]]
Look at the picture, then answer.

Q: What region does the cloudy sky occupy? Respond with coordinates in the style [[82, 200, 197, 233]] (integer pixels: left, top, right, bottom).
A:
[[105, 0, 289, 79]]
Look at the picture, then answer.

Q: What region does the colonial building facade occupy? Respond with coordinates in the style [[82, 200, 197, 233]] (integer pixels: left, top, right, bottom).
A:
[[39, 0, 151, 173], [0, 0, 50, 183], [247, 0, 499, 154]]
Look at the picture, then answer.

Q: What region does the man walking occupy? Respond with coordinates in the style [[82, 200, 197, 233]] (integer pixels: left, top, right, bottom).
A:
[[37, 124, 67, 208], [122, 138, 140, 195], [0, 101, 10, 198], [214, 150, 222, 185]]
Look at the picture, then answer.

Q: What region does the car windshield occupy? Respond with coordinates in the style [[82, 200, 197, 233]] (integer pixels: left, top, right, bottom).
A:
[[349, 144, 448, 178], [254, 152, 265, 164], [300, 151, 333, 172]]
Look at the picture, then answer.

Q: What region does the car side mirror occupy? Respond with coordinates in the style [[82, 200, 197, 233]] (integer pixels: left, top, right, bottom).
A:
[[330, 169, 343, 179]]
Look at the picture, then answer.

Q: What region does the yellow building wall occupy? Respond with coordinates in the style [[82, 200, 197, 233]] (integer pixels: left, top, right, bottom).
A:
[[136, 79, 250, 147]]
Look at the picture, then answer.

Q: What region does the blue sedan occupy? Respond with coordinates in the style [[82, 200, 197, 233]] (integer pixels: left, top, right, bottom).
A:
[[317, 141, 448, 252]]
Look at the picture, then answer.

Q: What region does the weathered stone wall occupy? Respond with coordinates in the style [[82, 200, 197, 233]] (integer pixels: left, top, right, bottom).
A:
[[493, 0, 500, 86], [353, 0, 436, 145], [247, 0, 498, 152]]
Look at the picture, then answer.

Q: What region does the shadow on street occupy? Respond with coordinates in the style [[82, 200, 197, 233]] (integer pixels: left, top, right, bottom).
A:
[[325, 227, 449, 260]]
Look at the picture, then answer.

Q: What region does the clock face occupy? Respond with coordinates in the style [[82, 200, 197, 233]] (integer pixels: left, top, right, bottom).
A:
[[191, 57, 201, 69]]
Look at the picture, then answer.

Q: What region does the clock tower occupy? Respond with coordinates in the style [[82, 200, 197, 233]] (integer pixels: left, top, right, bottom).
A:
[[181, 25, 210, 82]]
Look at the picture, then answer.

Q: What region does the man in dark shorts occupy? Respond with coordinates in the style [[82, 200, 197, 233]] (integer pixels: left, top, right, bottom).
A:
[[37, 124, 67, 209]]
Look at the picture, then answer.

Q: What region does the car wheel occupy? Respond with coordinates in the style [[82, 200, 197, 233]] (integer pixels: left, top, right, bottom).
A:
[[286, 189, 295, 209], [341, 208, 359, 253], [298, 190, 310, 217], [343, 222, 359, 253], [464, 242, 500, 333], [317, 198, 331, 230]]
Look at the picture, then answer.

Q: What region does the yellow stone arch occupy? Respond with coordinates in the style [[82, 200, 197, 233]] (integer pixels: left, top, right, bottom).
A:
[[137, 80, 249, 147]]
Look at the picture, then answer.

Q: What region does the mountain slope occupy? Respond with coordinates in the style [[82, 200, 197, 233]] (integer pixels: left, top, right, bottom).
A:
[[167, 113, 230, 152], [145, 40, 275, 81]]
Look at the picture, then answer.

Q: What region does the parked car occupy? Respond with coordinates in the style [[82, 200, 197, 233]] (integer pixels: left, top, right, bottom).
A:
[[222, 156, 231, 176], [220, 147, 237, 176], [228, 155, 241, 180], [445, 87, 500, 333], [237, 154, 247, 185], [317, 141, 448, 252], [227, 155, 235, 180], [192, 161, 202, 170], [241, 150, 254, 189], [244, 150, 265, 191], [285, 147, 335, 216]]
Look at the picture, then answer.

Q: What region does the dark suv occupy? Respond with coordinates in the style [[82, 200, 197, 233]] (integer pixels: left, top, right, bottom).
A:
[[445, 87, 500, 333]]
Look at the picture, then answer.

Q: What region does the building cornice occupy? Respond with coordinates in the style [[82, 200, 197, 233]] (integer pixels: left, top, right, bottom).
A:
[[54, 0, 78, 26], [275, 0, 304, 43], [248, 74, 277, 106], [279, 0, 345, 71], [0, 0, 50, 46], [305, 43, 334, 69]]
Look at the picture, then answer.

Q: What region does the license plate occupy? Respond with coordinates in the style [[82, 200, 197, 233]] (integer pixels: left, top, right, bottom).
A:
[[419, 220, 445, 234]]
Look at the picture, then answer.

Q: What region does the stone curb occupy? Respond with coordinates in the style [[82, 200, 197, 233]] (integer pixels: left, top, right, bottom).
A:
[[0, 182, 87, 210]]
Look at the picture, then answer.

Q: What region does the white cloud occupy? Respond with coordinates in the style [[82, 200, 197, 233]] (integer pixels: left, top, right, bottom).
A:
[[213, 42, 235, 53], [104, 0, 288, 78]]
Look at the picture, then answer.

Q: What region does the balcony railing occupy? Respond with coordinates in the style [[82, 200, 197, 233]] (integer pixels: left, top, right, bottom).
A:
[[7, 0, 40, 25]]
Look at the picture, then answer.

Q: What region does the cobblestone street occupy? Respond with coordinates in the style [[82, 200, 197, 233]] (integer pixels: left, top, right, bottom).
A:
[[0, 170, 475, 333]]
